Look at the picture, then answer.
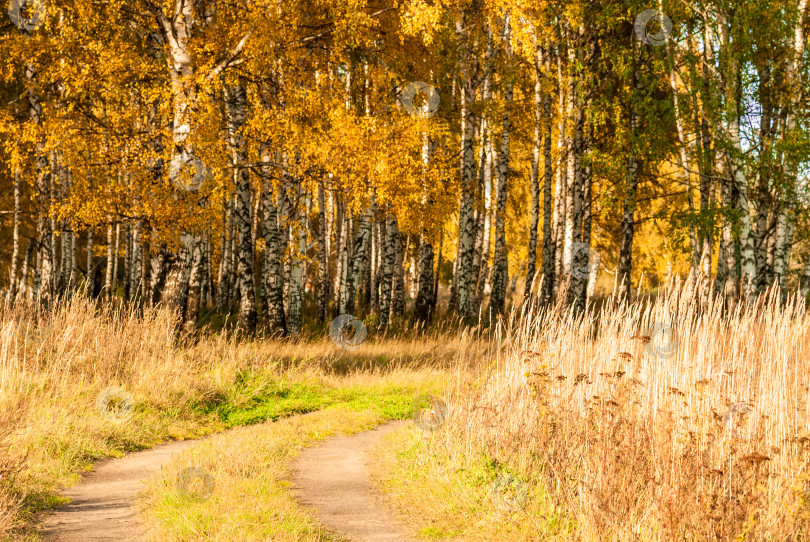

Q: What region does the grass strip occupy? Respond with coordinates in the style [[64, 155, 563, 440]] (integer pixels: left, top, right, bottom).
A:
[[141, 390, 419, 541]]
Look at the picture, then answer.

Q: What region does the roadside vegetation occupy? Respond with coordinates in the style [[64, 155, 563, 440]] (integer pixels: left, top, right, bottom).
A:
[[7, 281, 810, 540], [0, 297, 464, 540], [372, 284, 810, 539]]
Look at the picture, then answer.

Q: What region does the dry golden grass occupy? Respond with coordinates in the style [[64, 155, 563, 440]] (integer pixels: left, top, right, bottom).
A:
[[374, 284, 810, 540], [11, 281, 810, 540], [0, 296, 471, 540]]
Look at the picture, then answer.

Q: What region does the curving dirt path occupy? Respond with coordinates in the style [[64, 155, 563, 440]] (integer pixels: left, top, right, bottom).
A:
[[292, 421, 416, 542], [39, 421, 413, 541], [39, 439, 200, 541]]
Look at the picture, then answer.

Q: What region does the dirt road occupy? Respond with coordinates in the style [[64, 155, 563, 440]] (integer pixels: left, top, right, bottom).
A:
[[39, 439, 199, 541], [292, 421, 415, 542], [39, 421, 413, 541]]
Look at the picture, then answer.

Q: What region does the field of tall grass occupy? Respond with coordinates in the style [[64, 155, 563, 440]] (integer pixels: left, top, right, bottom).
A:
[[5, 281, 810, 540], [376, 282, 810, 539], [0, 297, 464, 540]]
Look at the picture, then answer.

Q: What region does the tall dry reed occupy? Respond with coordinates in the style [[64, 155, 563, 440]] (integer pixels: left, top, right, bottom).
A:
[[445, 282, 810, 539]]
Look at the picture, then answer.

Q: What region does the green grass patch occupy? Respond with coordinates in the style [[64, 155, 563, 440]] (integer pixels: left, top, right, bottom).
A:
[[369, 426, 577, 541], [202, 369, 423, 428]]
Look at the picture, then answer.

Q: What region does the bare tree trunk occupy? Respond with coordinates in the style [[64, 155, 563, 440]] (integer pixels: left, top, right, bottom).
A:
[[288, 181, 306, 335], [391, 226, 405, 316], [217, 193, 234, 308], [524, 44, 543, 303], [28, 64, 53, 306], [489, 50, 513, 316], [454, 14, 480, 318], [617, 36, 641, 302], [224, 83, 257, 332], [378, 217, 397, 329], [316, 183, 330, 322], [7, 168, 21, 303], [261, 148, 287, 335], [341, 205, 373, 315]]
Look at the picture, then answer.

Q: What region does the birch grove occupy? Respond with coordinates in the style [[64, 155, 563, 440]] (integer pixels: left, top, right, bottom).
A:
[[0, 0, 808, 333]]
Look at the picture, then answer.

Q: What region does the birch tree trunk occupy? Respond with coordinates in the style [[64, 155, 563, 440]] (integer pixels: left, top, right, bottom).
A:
[[617, 36, 641, 301], [217, 194, 234, 308], [7, 168, 21, 303], [288, 182, 306, 336], [184, 236, 205, 331], [772, 0, 809, 301], [524, 44, 543, 303], [415, 135, 436, 323], [370, 217, 381, 311], [316, 183, 330, 322], [340, 205, 372, 315], [19, 241, 33, 300], [713, 7, 758, 302], [415, 231, 436, 323], [434, 229, 442, 310], [27, 64, 53, 307], [334, 200, 348, 312], [718, 155, 739, 309], [378, 217, 397, 329], [391, 226, 405, 316], [561, 32, 578, 294], [224, 83, 257, 332], [139, 227, 150, 304], [149, 243, 169, 306], [261, 148, 287, 335], [552, 45, 567, 299], [154, 0, 218, 326], [540, 46, 555, 304], [801, 254, 810, 301], [112, 223, 120, 299], [85, 229, 94, 297], [471, 27, 494, 313], [454, 13, 480, 318], [488, 66, 513, 316], [104, 220, 114, 300]]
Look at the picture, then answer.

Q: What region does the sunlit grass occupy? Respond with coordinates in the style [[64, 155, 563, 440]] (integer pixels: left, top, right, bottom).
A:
[[372, 283, 810, 539], [0, 297, 466, 540], [140, 379, 443, 541]]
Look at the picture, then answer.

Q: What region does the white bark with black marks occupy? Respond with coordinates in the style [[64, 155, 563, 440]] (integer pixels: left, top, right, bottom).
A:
[[224, 83, 257, 332]]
